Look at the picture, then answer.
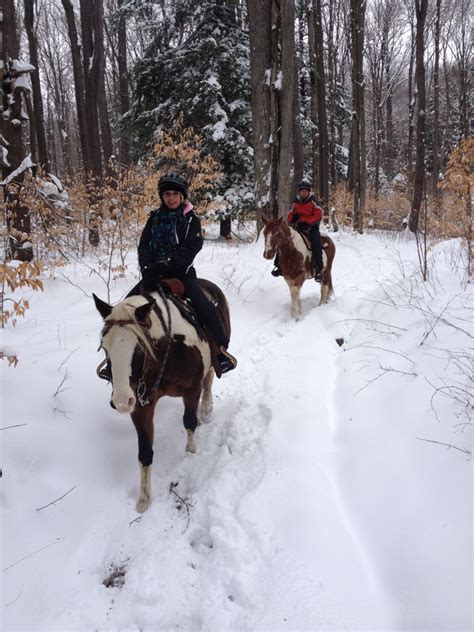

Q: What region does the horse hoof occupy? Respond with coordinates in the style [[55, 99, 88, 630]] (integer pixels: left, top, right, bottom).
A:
[[136, 497, 151, 513]]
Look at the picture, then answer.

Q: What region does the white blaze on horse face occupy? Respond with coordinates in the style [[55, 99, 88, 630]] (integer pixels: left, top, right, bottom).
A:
[[102, 326, 137, 414], [263, 231, 274, 259]]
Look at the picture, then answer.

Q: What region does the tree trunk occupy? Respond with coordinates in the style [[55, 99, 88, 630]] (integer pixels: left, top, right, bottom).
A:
[[98, 72, 114, 174], [277, 0, 295, 217], [327, 0, 337, 189], [385, 59, 394, 179], [269, 0, 280, 218], [80, 0, 105, 246], [247, 0, 273, 219], [409, 0, 428, 234], [314, 0, 329, 207], [292, 50, 304, 196], [117, 0, 131, 165], [61, 0, 90, 173], [219, 216, 232, 239], [306, 0, 319, 194], [350, 0, 366, 234], [80, 0, 104, 181], [2, 0, 33, 261], [431, 0, 441, 204], [406, 14, 416, 181], [24, 0, 49, 172]]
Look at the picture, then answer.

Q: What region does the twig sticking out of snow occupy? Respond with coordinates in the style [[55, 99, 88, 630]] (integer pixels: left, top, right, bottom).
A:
[[3, 538, 62, 572], [169, 481, 194, 533], [416, 437, 471, 456], [36, 485, 77, 511]]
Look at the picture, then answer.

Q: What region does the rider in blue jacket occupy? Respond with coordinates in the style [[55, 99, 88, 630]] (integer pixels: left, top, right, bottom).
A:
[[98, 172, 236, 379]]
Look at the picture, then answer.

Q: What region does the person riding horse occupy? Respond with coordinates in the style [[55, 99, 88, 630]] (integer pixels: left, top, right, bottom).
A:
[[98, 172, 237, 380], [271, 179, 324, 280]]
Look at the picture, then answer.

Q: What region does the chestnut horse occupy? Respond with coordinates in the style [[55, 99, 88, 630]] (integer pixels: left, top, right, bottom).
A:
[[93, 280, 230, 513], [262, 217, 336, 319]]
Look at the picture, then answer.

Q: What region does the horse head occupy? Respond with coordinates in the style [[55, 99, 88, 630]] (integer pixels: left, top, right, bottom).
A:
[[93, 294, 159, 414], [262, 217, 290, 259]]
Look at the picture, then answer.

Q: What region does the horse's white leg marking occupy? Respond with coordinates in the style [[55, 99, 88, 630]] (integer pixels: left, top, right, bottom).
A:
[[287, 282, 301, 319], [319, 283, 329, 305], [185, 429, 197, 454], [136, 464, 152, 513], [199, 368, 214, 419]]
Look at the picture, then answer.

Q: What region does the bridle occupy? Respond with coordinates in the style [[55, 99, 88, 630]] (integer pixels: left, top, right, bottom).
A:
[[101, 285, 173, 407]]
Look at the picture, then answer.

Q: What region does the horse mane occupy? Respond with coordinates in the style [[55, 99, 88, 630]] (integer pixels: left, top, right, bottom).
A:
[[104, 298, 162, 361]]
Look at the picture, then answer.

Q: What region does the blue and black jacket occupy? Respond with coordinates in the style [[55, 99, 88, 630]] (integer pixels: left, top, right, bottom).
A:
[[138, 204, 203, 279]]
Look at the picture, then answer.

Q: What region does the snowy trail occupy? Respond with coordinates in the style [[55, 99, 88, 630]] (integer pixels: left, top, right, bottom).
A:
[[3, 233, 472, 631]]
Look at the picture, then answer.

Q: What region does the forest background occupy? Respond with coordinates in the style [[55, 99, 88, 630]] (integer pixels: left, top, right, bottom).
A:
[[0, 0, 472, 334]]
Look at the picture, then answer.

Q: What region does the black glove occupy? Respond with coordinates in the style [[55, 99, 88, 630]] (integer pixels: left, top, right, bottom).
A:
[[151, 260, 171, 277], [141, 268, 157, 291], [291, 213, 300, 222]]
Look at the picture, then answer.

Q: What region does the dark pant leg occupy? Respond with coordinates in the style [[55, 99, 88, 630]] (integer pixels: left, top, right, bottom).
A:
[[310, 223, 324, 268], [182, 277, 229, 348]]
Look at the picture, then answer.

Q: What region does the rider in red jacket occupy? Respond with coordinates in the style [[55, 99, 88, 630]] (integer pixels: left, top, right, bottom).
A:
[[272, 179, 325, 280]]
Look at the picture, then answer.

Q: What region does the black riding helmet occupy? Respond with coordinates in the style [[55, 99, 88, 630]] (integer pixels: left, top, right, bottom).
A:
[[158, 172, 188, 199], [297, 179, 312, 191]]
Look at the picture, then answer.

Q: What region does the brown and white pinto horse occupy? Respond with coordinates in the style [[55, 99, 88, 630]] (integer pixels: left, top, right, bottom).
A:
[[93, 280, 230, 513], [262, 217, 336, 319]]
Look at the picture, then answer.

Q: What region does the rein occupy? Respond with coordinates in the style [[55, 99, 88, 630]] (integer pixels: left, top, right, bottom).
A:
[[136, 284, 172, 407]]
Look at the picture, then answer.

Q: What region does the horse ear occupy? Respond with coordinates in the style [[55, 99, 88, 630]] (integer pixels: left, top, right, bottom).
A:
[[135, 300, 156, 324], [93, 293, 112, 319]]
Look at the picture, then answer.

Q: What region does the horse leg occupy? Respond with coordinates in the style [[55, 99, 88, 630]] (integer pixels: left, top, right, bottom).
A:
[[319, 271, 332, 305], [131, 404, 155, 513], [182, 388, 201, 454], [199, 367, 214, 419], [286, 280, 302, 319]]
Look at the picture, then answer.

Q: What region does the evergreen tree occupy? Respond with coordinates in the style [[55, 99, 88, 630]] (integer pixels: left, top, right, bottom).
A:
[[128, 0, 253, 217]]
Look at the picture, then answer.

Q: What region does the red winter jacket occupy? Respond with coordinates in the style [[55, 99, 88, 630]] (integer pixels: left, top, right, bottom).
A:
[[287, 194, 323, 225]]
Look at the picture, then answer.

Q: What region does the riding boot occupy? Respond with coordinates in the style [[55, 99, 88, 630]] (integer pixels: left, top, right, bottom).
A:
[[271, 254, 281, 277], [310, 224, 324, 281], [217, 347, 238, 373]]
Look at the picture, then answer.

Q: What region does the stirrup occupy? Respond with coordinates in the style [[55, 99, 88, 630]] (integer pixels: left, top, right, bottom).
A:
[[271, 266, 282, 277], [217, 347, 237, 374], [97, 359, 111, 381]]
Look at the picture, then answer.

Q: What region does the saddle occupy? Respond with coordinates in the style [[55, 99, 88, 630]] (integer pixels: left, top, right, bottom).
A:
[[291, 224, 330, 252], [291, 223, 312, 250], [153, 277, 228, 378]]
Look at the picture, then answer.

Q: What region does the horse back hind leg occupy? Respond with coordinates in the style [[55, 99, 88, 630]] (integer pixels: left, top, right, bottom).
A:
[[199, 367, 214, 419], [182, 388, 202, 454], [131, 405, 155, 513], [319, 271, 333, 305]]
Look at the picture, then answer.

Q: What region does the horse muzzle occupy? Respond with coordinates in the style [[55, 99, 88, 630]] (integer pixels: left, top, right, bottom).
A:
[[263, 247, 274, 259], [111, 391, 136, 414]]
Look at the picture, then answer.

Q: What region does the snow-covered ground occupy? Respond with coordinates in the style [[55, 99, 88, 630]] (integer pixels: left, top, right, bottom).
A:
[[2, 227, 472, 631]]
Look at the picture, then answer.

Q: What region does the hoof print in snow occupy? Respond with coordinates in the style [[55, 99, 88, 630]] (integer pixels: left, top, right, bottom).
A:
[[103, 561, 128, 589], [189, 528, 214, 551]]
